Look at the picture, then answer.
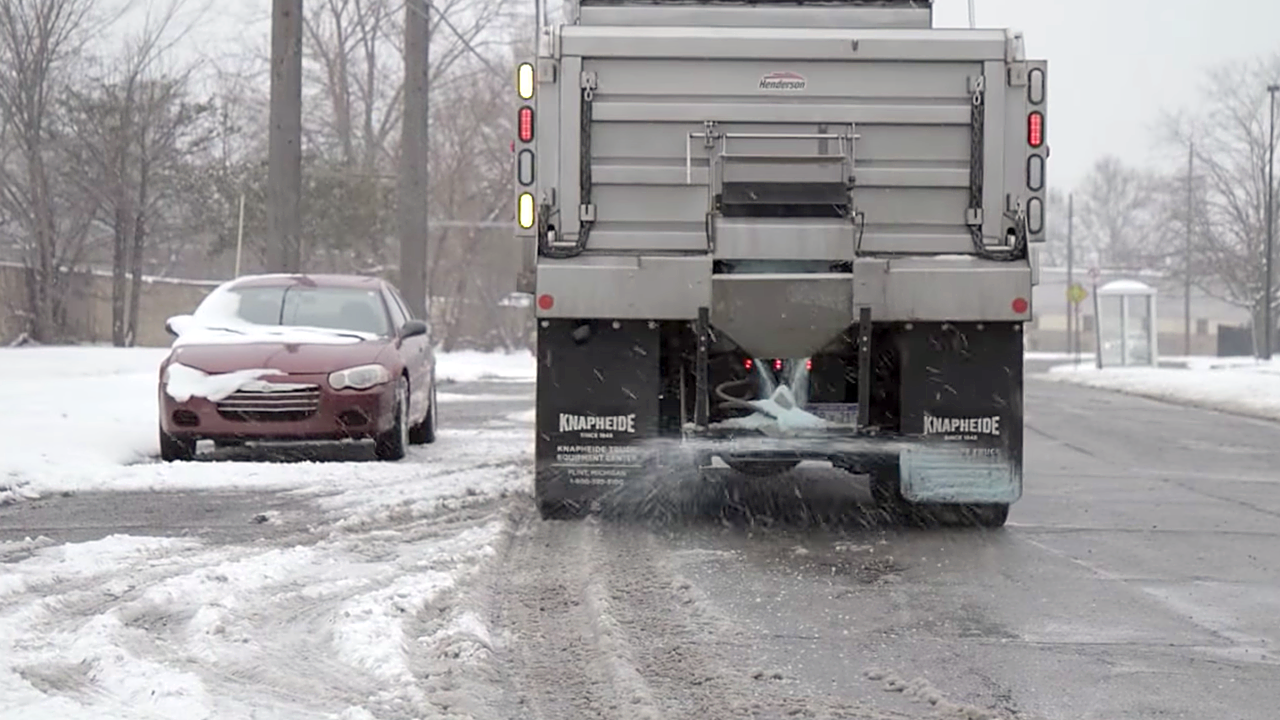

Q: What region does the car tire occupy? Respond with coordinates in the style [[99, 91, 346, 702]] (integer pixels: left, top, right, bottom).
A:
[[375, 377, 410, 461], [159, 426, 196, 462], [408, 377, 437, 445]]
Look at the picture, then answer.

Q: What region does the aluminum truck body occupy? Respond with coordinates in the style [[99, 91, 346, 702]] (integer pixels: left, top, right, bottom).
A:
[[513, 0, 1049, 526]]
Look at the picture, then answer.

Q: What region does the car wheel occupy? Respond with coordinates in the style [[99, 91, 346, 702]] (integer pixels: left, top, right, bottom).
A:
[[408, 376, 437, 445], [159, 425, 196, 462], [375, 376, 409, 461]]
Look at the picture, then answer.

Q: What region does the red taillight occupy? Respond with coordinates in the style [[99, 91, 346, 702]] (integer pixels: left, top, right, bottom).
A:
[[518, 107, 534, 143], [743, 358, 753, 370], [1028, 112, 1044, 148], [773, 359, 783, 371], [806, 358, 813, 371]]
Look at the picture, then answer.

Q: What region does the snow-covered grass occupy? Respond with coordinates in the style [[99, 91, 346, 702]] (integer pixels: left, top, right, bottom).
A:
[[0, 344, 534, 503], [436, 348, 535, 383], [1037, 358, 1280, 422]]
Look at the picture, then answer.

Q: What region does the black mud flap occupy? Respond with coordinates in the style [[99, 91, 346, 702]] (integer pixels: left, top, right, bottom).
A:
[[896, 322, 1023, 505], [535, 319, 661, 515]]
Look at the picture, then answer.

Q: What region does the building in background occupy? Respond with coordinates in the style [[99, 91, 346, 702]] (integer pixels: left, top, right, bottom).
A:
[[1029, 266, 1251, 357]]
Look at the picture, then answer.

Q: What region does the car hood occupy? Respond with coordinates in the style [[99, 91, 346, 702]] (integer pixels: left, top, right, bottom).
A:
[[170, 340, 392, 375]]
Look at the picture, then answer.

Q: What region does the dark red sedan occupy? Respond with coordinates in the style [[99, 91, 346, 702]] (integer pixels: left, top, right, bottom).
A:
[[158, 273, 437, 461]]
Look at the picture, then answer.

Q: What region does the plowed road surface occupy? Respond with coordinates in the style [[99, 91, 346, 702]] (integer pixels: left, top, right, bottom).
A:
[[2, 372, 1278, 720]]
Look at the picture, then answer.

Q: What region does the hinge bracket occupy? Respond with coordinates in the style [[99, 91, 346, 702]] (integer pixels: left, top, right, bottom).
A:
[[580, 71, 597, 90], [537, 58, 558, 85], [579, 204, 596, 222], [1007, 62, 1028, 87], [966, 208, 983, 227], [702, 120, 719, 148]]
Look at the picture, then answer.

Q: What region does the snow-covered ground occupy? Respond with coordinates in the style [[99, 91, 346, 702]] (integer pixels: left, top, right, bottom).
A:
[[0, 345, 535, 501], [1037, 357, 1280, 422], [0, 344, 537, 719]]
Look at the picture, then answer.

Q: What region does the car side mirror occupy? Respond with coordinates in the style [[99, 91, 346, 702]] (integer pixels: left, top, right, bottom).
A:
[[165, 314, 194, 337], [399, 319, 428, 340]]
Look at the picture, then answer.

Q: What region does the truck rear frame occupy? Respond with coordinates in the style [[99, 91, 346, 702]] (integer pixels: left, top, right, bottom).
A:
[[513, 0, 1048, 525]]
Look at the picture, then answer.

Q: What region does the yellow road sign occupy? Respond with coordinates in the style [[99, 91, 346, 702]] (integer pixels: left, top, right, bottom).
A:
[[1068, 283, 1087, 305]]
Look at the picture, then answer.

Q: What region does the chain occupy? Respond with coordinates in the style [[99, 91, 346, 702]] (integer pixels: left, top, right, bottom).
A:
[[967, 75, 1027, 262], [539, 85, 594, 259]]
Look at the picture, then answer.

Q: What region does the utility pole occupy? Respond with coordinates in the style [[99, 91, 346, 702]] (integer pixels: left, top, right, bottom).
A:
[[1066, 193, 1074, 357], [1266, 84, 1279, 360], [398, 0, 430, 319], [267, 0, 303, 274], [1184, 142, 1194, 357]]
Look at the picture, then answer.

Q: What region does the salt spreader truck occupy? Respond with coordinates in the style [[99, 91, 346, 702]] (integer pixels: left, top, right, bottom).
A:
[[513, 0, 1048, 526]]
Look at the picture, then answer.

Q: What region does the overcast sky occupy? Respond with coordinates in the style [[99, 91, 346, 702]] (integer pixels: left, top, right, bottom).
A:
[[933, 0, 1280, 190]]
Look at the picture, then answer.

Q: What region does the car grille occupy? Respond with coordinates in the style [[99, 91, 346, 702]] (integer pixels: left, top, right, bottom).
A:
[[216, 385, 321, 422]]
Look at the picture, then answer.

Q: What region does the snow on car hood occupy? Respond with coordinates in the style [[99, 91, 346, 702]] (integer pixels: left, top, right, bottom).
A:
[[164, 364, 285, 402], [170, 339, 391, 375], [164, 318, 393, 375]]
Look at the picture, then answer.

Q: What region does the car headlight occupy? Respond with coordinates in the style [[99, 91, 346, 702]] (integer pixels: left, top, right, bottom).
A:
[[328, 364, 392, 390]]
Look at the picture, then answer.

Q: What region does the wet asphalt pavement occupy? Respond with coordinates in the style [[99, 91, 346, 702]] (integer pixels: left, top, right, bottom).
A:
[[491, 369, 1280, 720], [3, 370, 1278, 719]]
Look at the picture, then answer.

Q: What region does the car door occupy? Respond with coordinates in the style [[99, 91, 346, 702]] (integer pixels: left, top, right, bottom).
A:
[[384, 285, 430, 422]]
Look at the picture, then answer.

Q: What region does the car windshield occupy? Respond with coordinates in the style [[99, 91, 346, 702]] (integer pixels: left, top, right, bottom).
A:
[[193, 284, 391, 336]]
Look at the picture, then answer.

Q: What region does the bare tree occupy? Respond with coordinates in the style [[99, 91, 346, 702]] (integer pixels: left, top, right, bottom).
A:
[[419, 40, 517, 350], [0, 0, 108, 342], [1074, 155, 1161, 270], [1162, 54, 1280, 350], [302, 0, 403, 172], [59, 0, 212, 344]]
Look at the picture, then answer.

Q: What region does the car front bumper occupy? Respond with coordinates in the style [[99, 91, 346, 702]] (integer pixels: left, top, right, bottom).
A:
[[159, 373, 398, 442]]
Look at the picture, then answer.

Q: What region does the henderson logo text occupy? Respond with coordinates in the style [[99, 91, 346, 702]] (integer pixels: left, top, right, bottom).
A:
[[759, 71, 807, 91]]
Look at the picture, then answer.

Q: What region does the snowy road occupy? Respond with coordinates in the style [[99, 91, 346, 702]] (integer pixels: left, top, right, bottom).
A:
[[464, 377, 1280, 720], [2, 356, 1279, 719]]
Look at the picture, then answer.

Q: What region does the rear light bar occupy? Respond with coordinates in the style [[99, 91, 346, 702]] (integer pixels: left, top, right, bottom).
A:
[[517, 149, 534, 186], [518, 193, 535, 229], [517, 63, 534, 100], [1028, 112, 1044, 148], [518, 107, 533, 143]]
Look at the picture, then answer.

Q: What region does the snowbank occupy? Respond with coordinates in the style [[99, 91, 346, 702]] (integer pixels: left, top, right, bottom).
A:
[[1038, 359, 1280, 422], [436, 349, 535, 383], [0, 347, 171, 489]]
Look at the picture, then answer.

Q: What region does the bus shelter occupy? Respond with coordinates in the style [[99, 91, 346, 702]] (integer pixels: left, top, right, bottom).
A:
[[1093, 279, 1158, 368]]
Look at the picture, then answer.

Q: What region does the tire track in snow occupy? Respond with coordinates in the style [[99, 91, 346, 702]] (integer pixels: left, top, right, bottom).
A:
[[489, 512, 929, 720], [0, 490, 524, 719]]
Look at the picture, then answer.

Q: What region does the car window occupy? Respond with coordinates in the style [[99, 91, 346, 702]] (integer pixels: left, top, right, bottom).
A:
[[388, 286, 415, 322], [383, 287, 408, 328], [194, 285, 392, 336]]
